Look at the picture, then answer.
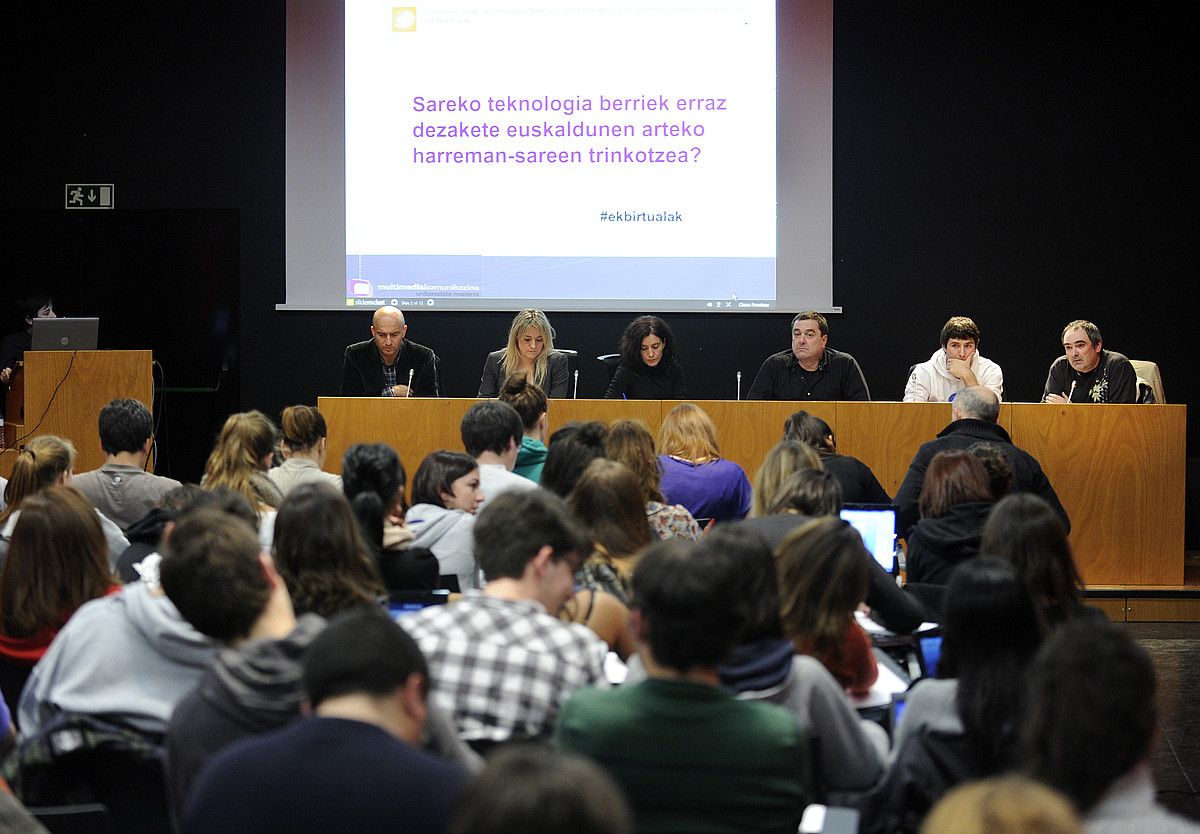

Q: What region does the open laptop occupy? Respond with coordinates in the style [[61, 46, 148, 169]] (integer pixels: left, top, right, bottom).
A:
[[30, 317, 99, 351], [840, 503, 897, 573]]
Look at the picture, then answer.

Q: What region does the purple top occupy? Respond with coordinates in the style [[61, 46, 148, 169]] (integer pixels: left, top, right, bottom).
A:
[[658, 456, 752, 523]]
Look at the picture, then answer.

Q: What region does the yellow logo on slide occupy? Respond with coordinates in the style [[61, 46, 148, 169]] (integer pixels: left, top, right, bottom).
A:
[[392, 7, 416, 31]]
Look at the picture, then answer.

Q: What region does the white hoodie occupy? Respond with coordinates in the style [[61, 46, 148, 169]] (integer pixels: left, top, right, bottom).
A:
[[903, 349, 1004, 403], [405, 503, 479, 591]]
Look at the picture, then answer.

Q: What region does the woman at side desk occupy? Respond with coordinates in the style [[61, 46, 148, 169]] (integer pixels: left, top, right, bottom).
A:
[[478, 309, 569, 399], [604, 315, 686, 400]]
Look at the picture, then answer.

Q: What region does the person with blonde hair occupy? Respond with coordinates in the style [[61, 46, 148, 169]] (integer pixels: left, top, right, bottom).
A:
[[604, 419, 699, 541], [750, 439, 823, 518], [921, 776, 1083, 834], [478, 308, 569, 398], [0, 434, 128, 566], [657, 403, 750, 522], [268, 405, 342, 498], [203, 411, 284, 513]]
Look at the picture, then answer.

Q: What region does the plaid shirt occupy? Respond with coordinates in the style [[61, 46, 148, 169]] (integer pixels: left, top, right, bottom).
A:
[[399, 593, 608, 742], [381, 361, 397, 396]]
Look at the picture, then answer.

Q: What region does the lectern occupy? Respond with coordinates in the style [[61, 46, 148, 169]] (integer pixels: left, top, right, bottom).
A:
[[0, 350, 153, 478]]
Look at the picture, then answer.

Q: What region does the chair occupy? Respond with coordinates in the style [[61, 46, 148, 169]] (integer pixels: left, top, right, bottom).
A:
[[596, 354, 621, 387], [553, 349, 579, 397], [1130, 359, 1164, 404]]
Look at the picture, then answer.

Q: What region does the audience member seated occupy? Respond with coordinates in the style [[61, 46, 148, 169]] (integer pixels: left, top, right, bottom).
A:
[[966, 440, 1013, 501], [0, 435, 128, 569], [405, 451, 483, 591], [905, 450, 994, 589], [267, 404, 341, 497], [0, 487, 118, 725], [497, 375, 550, 483], [557, 539, 813, 832], [709, 524, 886, 800], [166, 507, 476, 823], [603, 315, 686, 400], [341, 442, 439, 592], [71, 398, 182, 530], [202, 410, 285, 521], [16, 501, 243, 737], [776, 518, 878, 697], [273, 482, 385, 618], [182, 609, 468, 834], [460, 399, 536, 511], [568, 459, 652, 605], [448, 745, 634, 834], [784, 409, 891, 504], [750, 438, 823, 519], [401, 490, 607, 749], [893, 386, 1067, 539], [657, 402, 751, 523], [540, 421, 607, 497], [1021, 619, 1200, 834], [865, 557, 1043, 834], [561, 459, 644, 658], [604, 418, 700, 541], [478, 308, 569, 399], [747, 471, 929, 635], [980, 493, 1105, 630], [922, 776, 1084, 834], [161, 506, 325, 820]]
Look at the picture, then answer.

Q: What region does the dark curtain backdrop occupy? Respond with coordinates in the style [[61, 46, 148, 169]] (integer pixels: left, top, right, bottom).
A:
[[4, 3, 1197, 510]]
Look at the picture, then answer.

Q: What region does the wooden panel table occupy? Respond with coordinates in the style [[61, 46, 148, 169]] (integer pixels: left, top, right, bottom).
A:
[[317, 397, 1186, 586]]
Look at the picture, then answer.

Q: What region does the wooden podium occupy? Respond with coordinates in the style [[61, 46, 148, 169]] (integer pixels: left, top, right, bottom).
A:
[[0, 350, 154, 478]]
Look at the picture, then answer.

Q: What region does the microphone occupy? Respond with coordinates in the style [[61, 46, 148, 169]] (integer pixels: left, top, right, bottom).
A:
[[573, 369, 579, 399], [406, 368, 414, 397], [1067, 380, 1076, 402], [736, 370, 742, 401]]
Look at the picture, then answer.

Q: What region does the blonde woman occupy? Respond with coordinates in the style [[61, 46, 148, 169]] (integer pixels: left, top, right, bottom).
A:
[[657, 403, 751, 522], [478, 309, 569, 398], [0, 435, 129, 566], [202, 411, 284, 514], [749, 439, 823, 518]]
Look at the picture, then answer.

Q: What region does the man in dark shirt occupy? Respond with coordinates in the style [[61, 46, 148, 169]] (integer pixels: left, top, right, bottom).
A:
[[747, 310, 870, 401], [1043, 319, 1137, 404], [893, 386, 1069, 539], [340, 305, 440, 396]]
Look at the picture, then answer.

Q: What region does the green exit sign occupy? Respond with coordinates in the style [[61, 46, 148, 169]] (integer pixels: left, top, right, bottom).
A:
[[65, 184, 115, 209]]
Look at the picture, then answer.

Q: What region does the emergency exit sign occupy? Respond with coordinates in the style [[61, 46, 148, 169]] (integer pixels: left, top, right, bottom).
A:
[[65, 184, 114, 209]]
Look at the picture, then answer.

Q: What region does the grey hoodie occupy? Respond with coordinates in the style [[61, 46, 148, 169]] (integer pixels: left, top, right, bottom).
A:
[[405, 503, 479, 591], [18, 581, 216, 736]]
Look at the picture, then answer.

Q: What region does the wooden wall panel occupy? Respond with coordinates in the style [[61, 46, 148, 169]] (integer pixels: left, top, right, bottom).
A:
[[835, 402, 951, 495]]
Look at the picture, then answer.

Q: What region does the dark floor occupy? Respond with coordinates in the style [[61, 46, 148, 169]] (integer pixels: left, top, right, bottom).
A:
[[1129, 621, 1200, 821]]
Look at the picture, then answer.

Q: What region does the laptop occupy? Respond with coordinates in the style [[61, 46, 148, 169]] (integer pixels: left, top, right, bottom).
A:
[[840, 503, 897, 573], [30, 317, 99, 351]]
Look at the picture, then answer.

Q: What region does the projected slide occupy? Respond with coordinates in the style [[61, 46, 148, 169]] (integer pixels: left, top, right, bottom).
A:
[[344, 1, 777, 310]]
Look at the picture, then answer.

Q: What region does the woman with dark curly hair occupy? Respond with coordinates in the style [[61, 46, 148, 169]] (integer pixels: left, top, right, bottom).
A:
[[604, 316, 685, 400]]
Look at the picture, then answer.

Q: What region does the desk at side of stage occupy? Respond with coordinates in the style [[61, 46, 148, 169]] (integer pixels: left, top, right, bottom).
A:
[[317, 398, 1186, 586]]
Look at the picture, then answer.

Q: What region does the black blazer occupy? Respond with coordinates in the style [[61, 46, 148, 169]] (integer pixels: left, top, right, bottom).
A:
[[340, 339, 440, 397], [477, 349, 570, 398]]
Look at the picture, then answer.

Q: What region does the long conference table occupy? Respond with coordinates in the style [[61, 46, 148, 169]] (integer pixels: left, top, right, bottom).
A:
[[317, 397, 1187, 588]]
